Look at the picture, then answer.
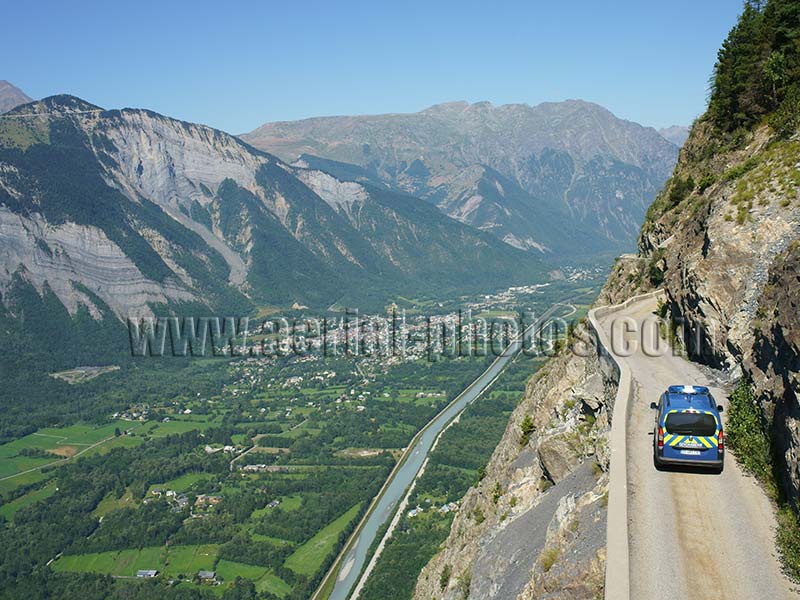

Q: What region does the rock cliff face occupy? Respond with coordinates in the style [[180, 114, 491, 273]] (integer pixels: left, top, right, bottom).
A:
[[638, 123, 800, 368], [602, 118, 800, 501], [413, 327, 615, 600], [243, 100, 679, 256], [751, 243, 800, 499], [0, 208, 196, 319]]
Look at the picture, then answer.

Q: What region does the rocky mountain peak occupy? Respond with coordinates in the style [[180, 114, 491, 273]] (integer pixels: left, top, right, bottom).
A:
[[4, 94, 102, 118], [0, 80, 32, 114], [420, 100, 471, 114]]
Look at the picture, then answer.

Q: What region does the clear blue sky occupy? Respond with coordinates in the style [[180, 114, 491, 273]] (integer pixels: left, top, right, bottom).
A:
[[2, 0, 743, 134]]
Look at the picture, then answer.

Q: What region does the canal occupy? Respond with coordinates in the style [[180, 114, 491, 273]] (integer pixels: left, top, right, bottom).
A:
[[324, 304, 564, 600]]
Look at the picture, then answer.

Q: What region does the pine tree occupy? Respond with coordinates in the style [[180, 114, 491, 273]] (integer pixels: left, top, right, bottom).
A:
[[709, 0, 800, 132]]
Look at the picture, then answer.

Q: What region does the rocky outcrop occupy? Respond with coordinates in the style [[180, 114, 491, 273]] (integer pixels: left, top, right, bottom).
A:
[[750, 242, 800, 502], [413, 328, 615, 600], [645, 125, 800, 370], [596, 254, 647, 306]]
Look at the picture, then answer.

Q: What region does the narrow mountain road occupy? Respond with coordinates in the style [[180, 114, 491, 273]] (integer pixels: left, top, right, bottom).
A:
[[598, 297, 797, 599]]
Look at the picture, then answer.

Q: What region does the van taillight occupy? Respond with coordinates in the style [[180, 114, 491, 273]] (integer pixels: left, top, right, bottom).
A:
[[718, 429, 724, 452], [658, 427, 664, 449]]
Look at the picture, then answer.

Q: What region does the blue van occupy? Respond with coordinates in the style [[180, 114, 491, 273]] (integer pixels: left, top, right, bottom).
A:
[[651, 385, 724, 473]]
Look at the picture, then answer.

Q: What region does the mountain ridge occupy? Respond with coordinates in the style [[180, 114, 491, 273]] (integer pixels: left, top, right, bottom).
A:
[[658, 124, 691, 146], [243, 99, 678, 256]]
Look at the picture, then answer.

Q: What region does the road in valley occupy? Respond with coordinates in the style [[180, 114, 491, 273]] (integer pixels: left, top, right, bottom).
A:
[[598, 297, 797, 599]]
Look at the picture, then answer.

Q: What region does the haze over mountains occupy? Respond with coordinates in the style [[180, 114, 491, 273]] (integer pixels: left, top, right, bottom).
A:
[[658, 125, 691, 146], [244, 100, 680, 255]]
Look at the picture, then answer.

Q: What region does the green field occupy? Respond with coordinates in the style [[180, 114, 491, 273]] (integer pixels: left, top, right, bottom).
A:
[[0, 469, 48, 495], [0, 417, 219, 486], [52, 546, 166, 577], [249, 494, 302, 520], [79, 434, 143, 457], [255, 571, 292, 597], [141, 418, 216, 437], [284, 502, 362, 576], [50, 543, 292, 594], [200, 561, 293, 597], [0, 482, 57, 520], [147, 472, 212, 495], [51, 544, 219, 578], [0, 422, 142, 480], [91, 489, 137, 518], [164, 544, 219, 576], [215, 559, 267, 581]]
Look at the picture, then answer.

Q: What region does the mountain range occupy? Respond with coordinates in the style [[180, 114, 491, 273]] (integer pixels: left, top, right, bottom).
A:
[[0, 94, 544, 327], [243, 100, 680, 255], [0, 85, 686, 334]]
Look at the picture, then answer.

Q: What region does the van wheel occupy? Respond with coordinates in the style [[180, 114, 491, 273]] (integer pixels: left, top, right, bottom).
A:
[[653, 446, 664, 471]]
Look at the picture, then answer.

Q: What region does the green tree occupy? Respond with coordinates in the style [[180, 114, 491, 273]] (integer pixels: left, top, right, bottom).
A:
[[764, 50, 787, 104], [519, 414, 535, 446], [709, 1, 769, 129]]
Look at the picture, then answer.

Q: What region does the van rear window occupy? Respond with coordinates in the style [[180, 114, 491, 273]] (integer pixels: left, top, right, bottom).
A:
[[665, 412, 717, 436]]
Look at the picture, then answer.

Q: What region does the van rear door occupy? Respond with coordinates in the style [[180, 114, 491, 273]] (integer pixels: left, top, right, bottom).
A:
[[664, 411, 718, 456]]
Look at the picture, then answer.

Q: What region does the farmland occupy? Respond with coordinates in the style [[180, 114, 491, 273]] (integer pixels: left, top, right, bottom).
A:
[[284, 502, 362, 576], [0, 275, 606, 599]]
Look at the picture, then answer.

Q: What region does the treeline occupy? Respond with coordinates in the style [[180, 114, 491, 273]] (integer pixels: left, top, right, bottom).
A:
[[709, 0, 800, 133]]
